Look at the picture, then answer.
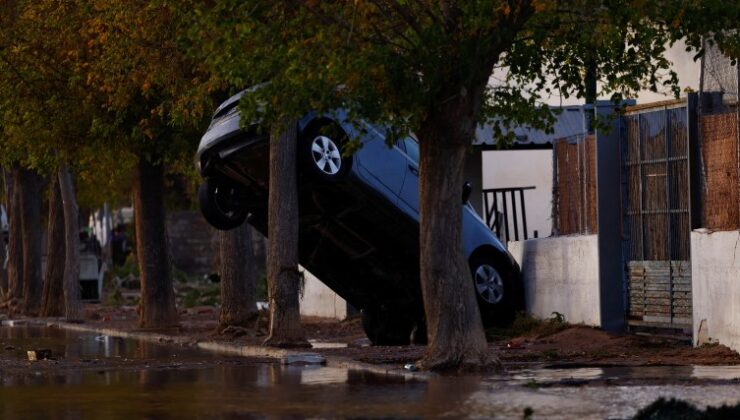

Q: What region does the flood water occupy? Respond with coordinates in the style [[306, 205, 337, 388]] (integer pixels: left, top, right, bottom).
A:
[[2, 325, 740, 419]]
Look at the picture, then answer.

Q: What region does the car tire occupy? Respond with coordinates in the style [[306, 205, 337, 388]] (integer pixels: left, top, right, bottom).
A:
[[361, 306, 415, 346], [300, 121, 352, 182], [468, 253, 520, 327], [198, 177, 248, 231]]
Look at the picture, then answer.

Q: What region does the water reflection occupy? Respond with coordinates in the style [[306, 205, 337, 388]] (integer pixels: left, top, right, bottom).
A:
[[4, 326, 740, 418], [0, 326, 470, 418]]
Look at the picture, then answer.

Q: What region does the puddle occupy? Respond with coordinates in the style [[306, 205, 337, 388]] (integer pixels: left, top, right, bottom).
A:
[[3, 325, 740, 418], [507, 365, 740, 384], [0, 324, 212, 362]]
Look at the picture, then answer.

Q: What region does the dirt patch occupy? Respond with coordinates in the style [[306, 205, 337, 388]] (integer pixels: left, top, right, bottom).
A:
[[496, 325, 740, 367]]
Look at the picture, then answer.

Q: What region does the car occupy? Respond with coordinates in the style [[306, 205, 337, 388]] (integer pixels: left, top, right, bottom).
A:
[[196, 90, 524, 345], [1, 204, 7, 245]]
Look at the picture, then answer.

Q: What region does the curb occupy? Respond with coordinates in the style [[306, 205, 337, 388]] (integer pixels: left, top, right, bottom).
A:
[[1, 318, 430, 380]]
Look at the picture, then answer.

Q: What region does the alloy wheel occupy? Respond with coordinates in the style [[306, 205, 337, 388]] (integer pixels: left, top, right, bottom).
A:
[[474, 264, 505, 304], [311, 135, 342, 175]]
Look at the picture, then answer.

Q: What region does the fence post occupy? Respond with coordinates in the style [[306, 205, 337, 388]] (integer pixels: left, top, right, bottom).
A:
[[595, 102, 627, 332]]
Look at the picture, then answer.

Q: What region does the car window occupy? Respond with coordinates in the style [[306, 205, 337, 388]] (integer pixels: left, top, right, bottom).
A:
[[403, 137, 419, 164]]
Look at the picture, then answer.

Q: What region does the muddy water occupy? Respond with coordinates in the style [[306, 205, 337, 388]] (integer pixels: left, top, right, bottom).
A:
[[2, 325, 740, 419]]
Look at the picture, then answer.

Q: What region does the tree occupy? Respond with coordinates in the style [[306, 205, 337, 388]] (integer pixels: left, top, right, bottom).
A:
[[40, 176, 65, 317], [187, 1, 315, 345], [0, 0, 90, 320], [59, 164, 83, 321], [132, 158, 178, 327], [200, 0, 740, 370], [263, 119, 309, 348], [77, 0, 220, 328], [218, 223, 258, 331], [3, 167, 22, 314], [19, 167, 43, 315]]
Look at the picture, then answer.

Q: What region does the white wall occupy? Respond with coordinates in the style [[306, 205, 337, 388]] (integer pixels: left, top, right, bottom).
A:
[[299, 267, 348, 320], [691, 230, 740, 351], [482, 149, 553, 239], [509, 235, 601, 326]]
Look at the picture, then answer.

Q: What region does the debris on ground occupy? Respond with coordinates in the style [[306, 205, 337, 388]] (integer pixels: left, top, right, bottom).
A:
[[27, 349, 53, 361]]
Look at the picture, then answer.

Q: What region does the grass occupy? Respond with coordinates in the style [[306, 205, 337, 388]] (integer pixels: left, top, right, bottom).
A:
[[181, 284, 221, 308], [486, 311, 570, 341]]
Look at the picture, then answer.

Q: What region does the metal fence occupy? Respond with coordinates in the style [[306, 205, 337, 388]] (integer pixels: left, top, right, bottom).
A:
[[551, 135, 598, 235], [622, 105, 691, 262], [621, 103, 692, 328], [482, 186, 536, 243]]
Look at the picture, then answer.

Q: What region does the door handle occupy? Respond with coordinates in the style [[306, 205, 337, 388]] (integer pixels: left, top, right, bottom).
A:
[[408, 165, 419, 176]]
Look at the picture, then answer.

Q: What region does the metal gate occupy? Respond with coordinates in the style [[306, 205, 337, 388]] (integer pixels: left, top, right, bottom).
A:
[[622, 102, 692, 329]]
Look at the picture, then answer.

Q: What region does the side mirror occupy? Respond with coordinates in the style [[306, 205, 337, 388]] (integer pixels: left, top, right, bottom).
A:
[[462, 181, 472, 204]]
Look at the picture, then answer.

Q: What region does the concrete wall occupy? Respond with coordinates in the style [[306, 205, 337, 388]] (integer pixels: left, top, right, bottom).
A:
[[299, 267, 348, 320], [508, 235, 601, 326], [691, 230, 740, 351], [482, 149, 553, 239]]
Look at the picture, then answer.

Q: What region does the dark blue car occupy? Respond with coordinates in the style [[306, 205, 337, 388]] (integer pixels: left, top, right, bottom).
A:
[[196, 90, 523, 344]]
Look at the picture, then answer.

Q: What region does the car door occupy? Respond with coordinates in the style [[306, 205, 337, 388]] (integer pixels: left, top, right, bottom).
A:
[[355, 124, 407, 203], [397, 136, 420, 216]]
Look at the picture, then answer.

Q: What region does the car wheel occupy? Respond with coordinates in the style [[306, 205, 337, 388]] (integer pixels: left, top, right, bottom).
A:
[[198, 177, 248, 231], [361, 306, 415, 346], [469, 254, 519, 327], [300, 121, 352, 181]]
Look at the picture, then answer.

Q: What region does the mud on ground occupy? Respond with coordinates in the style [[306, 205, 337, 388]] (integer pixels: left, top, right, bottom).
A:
[[76, 305, 740, 369]]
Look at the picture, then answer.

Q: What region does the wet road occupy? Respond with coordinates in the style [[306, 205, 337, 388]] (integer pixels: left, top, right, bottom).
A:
[[2, 325, 740, 419]]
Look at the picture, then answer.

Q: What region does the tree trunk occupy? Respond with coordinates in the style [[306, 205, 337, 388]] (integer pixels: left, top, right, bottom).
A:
[[416, 102, 494, 372], [41, 175, 66, 317], [263, 119, 309, 348], [133, 156, 178, 328], [59, 163, 83, 321], [5, 166, 23, 313], [0, 168, 9, 297], [19, 168, 43, 315], [0, 208, 5, 299], [218, 222, 258, 331]]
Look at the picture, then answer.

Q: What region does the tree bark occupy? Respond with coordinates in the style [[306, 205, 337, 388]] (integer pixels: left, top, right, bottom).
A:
[[19, 168, 43, 315], [0, 168, 9, 297], [0, 207, 5, 299], [5, 166, 23, 313], [59, 163, 83, 321], [263, 119, 309, 348], [218, 222, 258, 331], [41, 175, 66, 317], [416, 99, 494, 372], [133, 156, 178, 328]]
